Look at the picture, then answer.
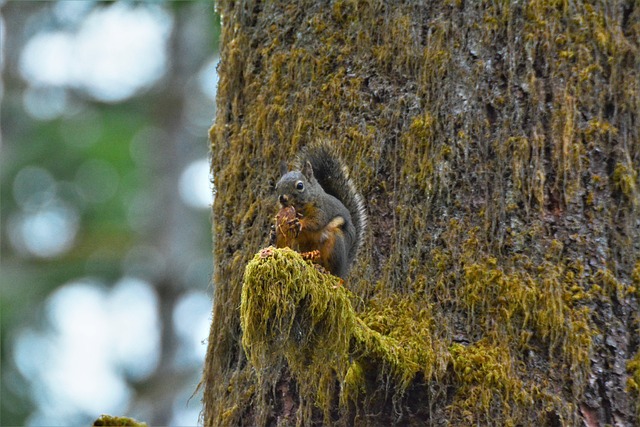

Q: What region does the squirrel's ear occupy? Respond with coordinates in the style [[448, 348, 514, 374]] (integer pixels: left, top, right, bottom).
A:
[[302, 161, 315, 180], [279, 161, 288, 176]]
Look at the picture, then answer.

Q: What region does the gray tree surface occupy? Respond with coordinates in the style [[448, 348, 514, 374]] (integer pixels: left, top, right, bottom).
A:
[[202, 1, 639, 425]]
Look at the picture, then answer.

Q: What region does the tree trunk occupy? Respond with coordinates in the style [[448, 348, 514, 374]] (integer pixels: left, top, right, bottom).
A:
[[202, 1, 640, 425]]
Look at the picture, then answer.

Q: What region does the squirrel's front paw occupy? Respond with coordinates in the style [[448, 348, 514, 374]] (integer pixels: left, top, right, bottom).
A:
[[287, 216, 302, 236], [301, 250, 321, 263]]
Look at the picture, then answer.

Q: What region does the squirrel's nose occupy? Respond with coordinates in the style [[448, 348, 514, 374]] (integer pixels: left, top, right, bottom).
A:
[[279, 195, 289, 205]]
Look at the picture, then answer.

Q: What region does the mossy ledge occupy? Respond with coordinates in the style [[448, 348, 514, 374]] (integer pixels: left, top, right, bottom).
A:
[[240, 247, 436, 423], [240, 246, 604, 425], [92, 415, 147, 427]]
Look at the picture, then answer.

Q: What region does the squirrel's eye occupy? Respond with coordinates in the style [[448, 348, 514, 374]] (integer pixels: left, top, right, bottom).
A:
[[296, 181, 304, 191]]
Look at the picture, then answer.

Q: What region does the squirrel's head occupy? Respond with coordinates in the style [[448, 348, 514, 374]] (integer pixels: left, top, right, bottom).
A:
[[275, 161, 317, 211]]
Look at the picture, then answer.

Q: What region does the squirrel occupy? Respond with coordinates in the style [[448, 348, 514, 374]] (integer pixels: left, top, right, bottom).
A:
[[272, 144, 367, 279]]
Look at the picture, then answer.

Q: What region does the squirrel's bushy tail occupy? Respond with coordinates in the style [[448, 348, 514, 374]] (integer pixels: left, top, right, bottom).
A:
[[297, 143, 367, 261]]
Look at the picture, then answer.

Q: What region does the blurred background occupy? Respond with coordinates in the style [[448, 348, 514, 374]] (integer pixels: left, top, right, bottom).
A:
[[1, 1, 220, 425]]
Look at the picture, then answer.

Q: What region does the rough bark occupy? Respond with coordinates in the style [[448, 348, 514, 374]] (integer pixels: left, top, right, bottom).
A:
[[203, 1, 640, 425]]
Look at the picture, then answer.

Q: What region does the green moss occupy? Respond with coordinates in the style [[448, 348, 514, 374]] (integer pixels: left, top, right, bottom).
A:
[[400, 114, 436, 194], [238, 244, 603, 424], [341, 361, 365, 405], [613, 163, 638, 201], [241, 248, 350, 400], [449, 341, 533, 425], [632, 261, 640, 297], [456, 249, 593, 395], [92, 415, 147, 427], [628, 351, 640, 417], [241, 248, 440, 421], [357, 294, 444, 388]]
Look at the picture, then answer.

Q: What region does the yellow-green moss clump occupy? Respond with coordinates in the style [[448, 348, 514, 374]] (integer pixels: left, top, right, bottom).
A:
[[449, 340, 532, 425], [613, 163, 638, 203], [629, 351, 640, 417], [92, 415, 147, 427], [241, 247, 353, 421], [240, 247, 439, 422], [241, 245, 601, 425], [458, 255, 593, 385], [357, 293, 445, 390], [633, 261, 640, 297]]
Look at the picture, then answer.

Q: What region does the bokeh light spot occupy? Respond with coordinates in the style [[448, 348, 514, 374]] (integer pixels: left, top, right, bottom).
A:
[[19, 202, 80, 258], [179, 158, 213, 209], [19, 4, 173, 103], [172, 290, 211, 365], [22, 85, 68, 121], [13, 166, 57, 211]]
